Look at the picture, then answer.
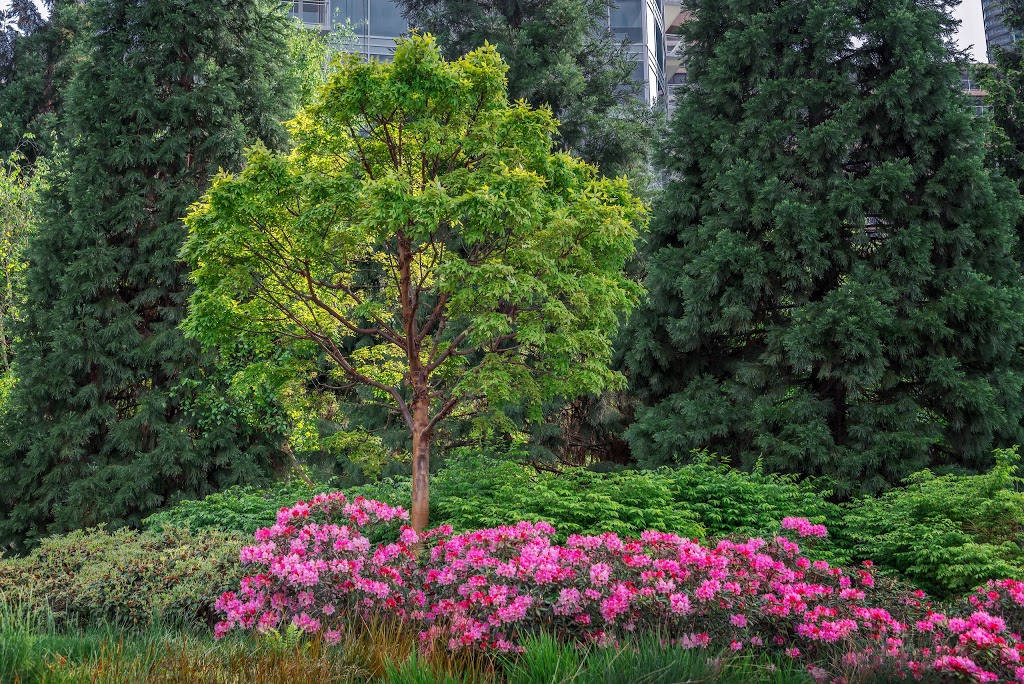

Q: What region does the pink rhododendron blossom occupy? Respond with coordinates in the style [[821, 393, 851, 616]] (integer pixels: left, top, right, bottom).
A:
[[214, 493, 1024, 683], [780, 517, 828, 539]]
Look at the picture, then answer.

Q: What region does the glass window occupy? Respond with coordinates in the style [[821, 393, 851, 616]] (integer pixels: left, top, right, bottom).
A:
[[631, 62, 644, 85], [656, 24, 664, 71], [332, 0, 366, 32], [611, 0, 642, 34], [290, 0, 329, 26], [369, 0, 406, 37]]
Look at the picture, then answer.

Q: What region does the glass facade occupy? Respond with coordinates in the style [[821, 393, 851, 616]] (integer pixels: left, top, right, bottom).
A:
[[287, 0, 667, 103], [286, 0, 407, 60], [609, 0, 666, 104], [982, 0, 1020, 60]]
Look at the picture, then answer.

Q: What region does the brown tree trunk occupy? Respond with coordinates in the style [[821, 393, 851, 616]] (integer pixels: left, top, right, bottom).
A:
[[410, 388, 431, 533]]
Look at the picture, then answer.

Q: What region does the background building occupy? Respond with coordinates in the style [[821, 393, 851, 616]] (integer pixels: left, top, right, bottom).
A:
[[664, 0, 687, 107], [286, 0, 666, 104], [287, 0, 406, 61], [982, 0, 1020, 59], [608, 0, 667, 103]]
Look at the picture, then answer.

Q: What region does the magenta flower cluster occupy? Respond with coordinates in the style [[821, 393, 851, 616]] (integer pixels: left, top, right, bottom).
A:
[[214, 495, 1024, 683]]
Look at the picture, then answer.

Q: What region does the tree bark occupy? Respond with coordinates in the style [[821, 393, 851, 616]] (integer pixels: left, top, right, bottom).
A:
[[410, 385, 431, 533]]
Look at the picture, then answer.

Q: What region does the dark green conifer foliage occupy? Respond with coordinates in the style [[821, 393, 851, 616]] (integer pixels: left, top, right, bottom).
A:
[[0, 0, 297, 549], [0, 0, 83, 163], [397, 0, 653, 176], [624, 0, 1024, 493]]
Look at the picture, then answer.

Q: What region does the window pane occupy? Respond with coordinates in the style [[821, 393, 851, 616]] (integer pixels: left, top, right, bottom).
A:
[[332, 0, 366, 30], [611, 0, 642, 33], [369, 0, 406, 37]]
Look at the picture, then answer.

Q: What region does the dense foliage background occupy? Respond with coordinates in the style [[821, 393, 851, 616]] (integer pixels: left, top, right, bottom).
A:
[[5, 3, 1024, 680]]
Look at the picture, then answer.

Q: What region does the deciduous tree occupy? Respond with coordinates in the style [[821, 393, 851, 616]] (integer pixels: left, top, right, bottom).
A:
[[182, 36, 644, 531]]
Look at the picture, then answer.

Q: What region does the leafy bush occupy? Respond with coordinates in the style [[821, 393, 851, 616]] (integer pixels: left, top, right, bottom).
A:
[[0, 526, 246, 629], [143, 480, 326, 535], [659, 454, 841, 539], [218, 494, 1022, 683], [430, 456, 703, 540], [143, 477, 413, 544], [840, 448, 1024, 597], [430, 454, 841, 548], [145, 454, 846, 547]]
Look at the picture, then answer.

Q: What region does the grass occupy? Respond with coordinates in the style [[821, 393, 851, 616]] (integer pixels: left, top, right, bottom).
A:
[[0, 598, 493, 684], [0, 598, 827, 684], [502, 633, 816, 684]]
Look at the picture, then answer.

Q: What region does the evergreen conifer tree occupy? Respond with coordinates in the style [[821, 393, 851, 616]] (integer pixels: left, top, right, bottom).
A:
[[0, 0, 83, 163], [0, 0, 297, 549], [623, 0, 1024, 493]]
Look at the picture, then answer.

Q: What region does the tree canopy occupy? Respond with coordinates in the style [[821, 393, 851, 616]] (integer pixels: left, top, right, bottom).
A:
[[397, 0, 654, 177], [182, 35, 645, 530]]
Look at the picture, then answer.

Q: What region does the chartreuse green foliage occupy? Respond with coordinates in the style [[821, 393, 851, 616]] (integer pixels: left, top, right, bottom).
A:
[[0, 0, 297, 550], [0, 139, 45, 373], [0, 526, 246, 630], [142, 480, 324, 536], [841, 448, 1024, 598], [183, 33, 643, 430], [182, 35, 644, 530], [624, 0, 1024, 493], [661, 455, 842, 541], [144, 455, 844, 546], [142, 477, 414, 537]]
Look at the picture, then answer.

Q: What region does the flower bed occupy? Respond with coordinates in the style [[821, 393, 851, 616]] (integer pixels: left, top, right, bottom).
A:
[[214, 493, 1024, 683]]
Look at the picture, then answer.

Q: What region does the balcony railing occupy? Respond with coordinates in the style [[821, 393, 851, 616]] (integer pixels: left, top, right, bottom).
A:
[[288, 0, 330, 29]]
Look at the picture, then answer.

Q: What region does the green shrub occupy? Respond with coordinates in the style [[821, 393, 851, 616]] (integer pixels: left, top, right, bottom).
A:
[[429, 454, 847, 550], [430, 456, 704, 540], [839, 448, 1024, 598], [0, 526, 245, 629], [143, 477, 413, 545], [660, 454, 842, 538], [143, 480, 323, 535], [144, 454, 844, 547]]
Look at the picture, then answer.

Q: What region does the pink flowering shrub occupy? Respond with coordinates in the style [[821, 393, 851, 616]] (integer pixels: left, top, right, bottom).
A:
[[216, 499, 1024, 684], [213, 492, 427, 643], [969, 579, 1024, 637]]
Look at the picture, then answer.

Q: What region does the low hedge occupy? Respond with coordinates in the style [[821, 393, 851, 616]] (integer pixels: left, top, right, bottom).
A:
[[0, 525, 246, 629], [143, 454, 840, 547]]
